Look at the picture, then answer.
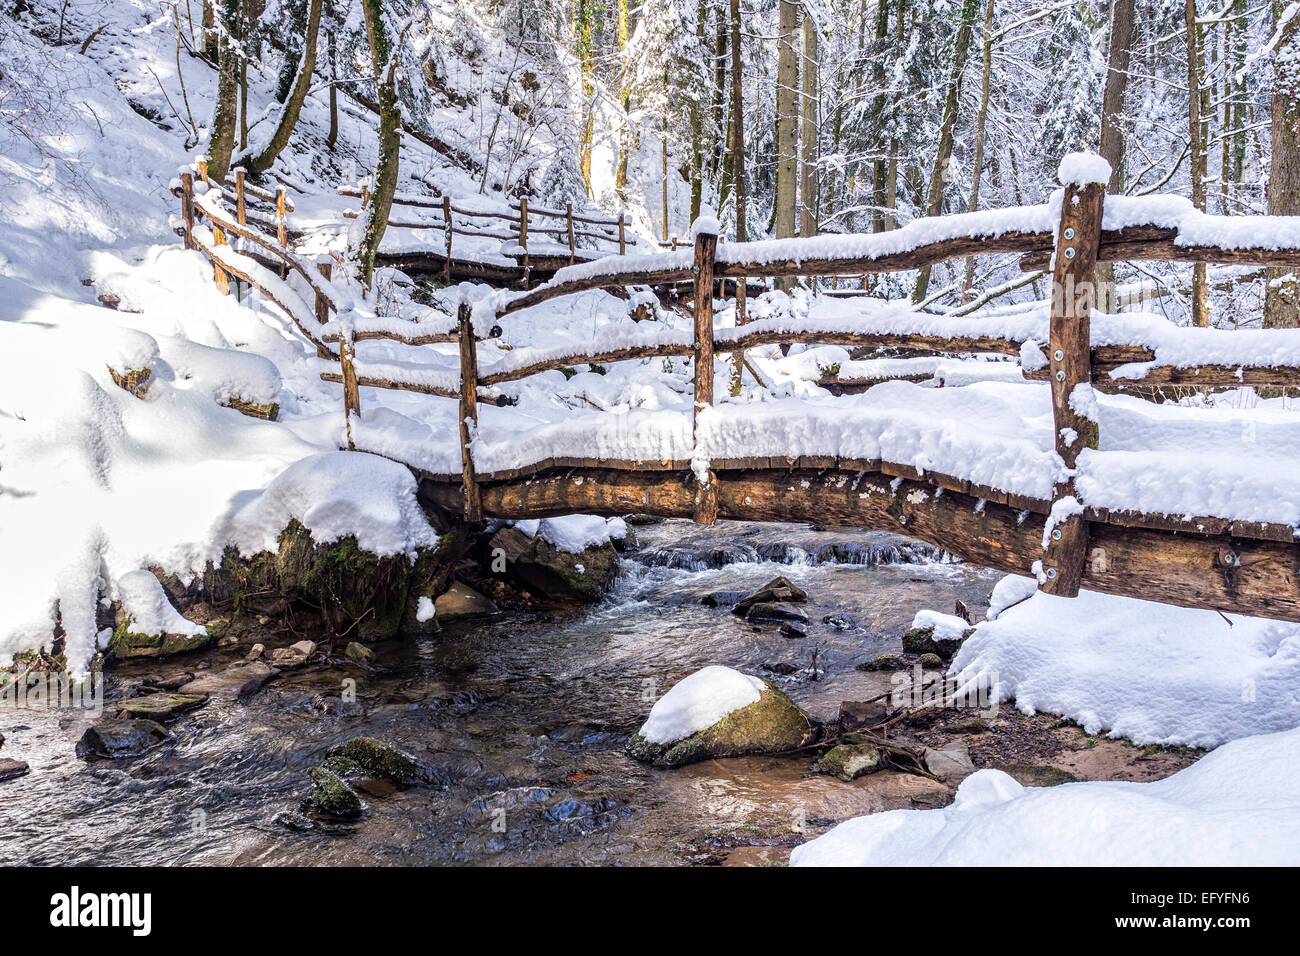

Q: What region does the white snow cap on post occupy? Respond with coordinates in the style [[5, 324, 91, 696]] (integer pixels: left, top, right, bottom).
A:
[[691, 214, 721, 239], [1058, 152, 1112, 188]]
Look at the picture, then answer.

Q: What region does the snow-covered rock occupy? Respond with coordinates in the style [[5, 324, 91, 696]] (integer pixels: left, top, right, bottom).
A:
[[626, 665, 817, 767], [791, 726, 1300, 866]]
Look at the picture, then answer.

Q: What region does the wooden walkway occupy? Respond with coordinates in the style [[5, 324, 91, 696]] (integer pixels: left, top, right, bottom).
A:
[[174, 157, 1300, 624]]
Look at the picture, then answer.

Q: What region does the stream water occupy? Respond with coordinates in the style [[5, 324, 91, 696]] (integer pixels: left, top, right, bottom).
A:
[[0, 521, 1000, 866]]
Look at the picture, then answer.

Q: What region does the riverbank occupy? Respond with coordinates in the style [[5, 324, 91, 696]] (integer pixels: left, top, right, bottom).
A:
[[0, 520, 1206, 866]]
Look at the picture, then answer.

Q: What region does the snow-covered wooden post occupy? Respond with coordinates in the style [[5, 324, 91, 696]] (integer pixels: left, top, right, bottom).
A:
[[1041, 154, 1108, 598], [442, 195, 453, 284], [234, 168, 247, 226], [457, 300, 483, 522], [565, 202, 576, 264], [617, 212, 626, 256], [315, 257, 332, 325], [210, 195, 230, 297], [338, 321, 360, 451], [519, 197, 530, 289], [275, 187, 288, 248], [180, 171, 195, 251], [692, 218, 719, 525], [197, 158, 209, 185]]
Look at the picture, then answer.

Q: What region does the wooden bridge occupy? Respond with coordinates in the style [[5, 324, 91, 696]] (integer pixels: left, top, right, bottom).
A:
[[340, 183, 636, 286], [174, 160, 1300, 625]]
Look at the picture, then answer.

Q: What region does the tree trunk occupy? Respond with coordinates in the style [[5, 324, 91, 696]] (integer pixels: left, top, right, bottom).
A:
[[661, 109, 670, 242], [913, 0, 980, 302], [326, 29, 338, 151], [1266, 8, 1300, 327], [727, 0, 747, 240], [356, 0, 401, 288], [1185, 0, 1210, 326], [774, 0, 800, 244], [205, 0, 242, 184], [961, 0, 996, 303], [242, 0, 323, 174], [1095, 0, 1135, 307], [614, 0, 632, 199], [576, 0, 596, 194], [870, 0, 889, 234], [799, 10, 819, 239]]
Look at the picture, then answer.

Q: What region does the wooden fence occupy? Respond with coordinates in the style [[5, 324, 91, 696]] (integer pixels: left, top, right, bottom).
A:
[[175, 163, 1300, 621], [339, 185, 635, 286]]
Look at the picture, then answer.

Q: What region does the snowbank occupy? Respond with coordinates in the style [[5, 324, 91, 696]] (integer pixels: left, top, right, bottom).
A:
[[637, 666, 767, 745], [951, 577, 1300, 747], [791, 726, 1300, 866], [226, 452, 441, 559]]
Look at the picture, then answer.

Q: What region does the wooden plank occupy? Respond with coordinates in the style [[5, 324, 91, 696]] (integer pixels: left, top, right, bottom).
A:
[[1041, 177, 1106, 597]]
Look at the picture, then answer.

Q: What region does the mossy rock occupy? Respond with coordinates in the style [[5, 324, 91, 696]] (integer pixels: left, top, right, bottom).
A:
[[813, 743, 884, 781], [488, 526, 618, 603], [344, 641, 375, 664], [323, 736, 439, 785], [305, 766, 364, 819], [76, 718, 170, 759], [115, 692, 208, 720], [184, 522, 463, 643], [856, 654, 908, 672], [626, 684, 818, 769], [900, 625, 970, 660], [109, 621, 213, 660], [1001, 763, 1080, 788]]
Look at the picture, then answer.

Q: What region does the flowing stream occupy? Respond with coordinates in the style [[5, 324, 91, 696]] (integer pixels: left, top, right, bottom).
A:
[[0, 521, 1000, 866]]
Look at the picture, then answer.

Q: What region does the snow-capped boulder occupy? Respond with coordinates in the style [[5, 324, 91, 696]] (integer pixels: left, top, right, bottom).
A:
[[488, 522, 619, 603], [626, 665, 818, 768], [109, 570, 213, 659]]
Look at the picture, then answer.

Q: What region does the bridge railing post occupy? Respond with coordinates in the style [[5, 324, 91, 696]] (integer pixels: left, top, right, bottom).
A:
[[210, 193, 230, 297], [519, 197, 530, 289], [692, 220, 719, 525], [457, 299, 483, 522], [338, 318, 361, 451], [617, 212, 626, 257], [234, 167, 247, 226], [565, 202, 576, 265], [180, 171, 194, 251], [315, 256, 332, 325], [443, 195, 453, 284], [1040, 157, 1107, 597]]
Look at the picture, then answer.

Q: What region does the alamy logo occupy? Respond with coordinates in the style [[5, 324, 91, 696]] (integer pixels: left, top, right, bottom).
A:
[[49, 886, 151, 937]]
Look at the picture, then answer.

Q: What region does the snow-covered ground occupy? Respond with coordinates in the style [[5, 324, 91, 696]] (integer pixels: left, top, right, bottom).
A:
[[6, 4, 1300, 874]]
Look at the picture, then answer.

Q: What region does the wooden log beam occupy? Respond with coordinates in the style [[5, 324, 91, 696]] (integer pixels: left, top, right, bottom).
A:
[[1041, 178, 1105, 597], [418, 466, 1300, 622]]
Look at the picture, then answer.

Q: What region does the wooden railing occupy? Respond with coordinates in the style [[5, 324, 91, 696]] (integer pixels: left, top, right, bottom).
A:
[[176, 158, 1300, 620], [337, 173, 1300, 614], [340, 185, 635, 286]]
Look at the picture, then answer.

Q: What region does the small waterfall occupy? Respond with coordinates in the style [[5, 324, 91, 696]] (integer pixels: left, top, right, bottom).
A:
[[629, 539, 951, 571]]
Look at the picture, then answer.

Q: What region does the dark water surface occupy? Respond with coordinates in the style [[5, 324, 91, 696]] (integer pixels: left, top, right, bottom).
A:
[[0, 521, 999, 865]]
